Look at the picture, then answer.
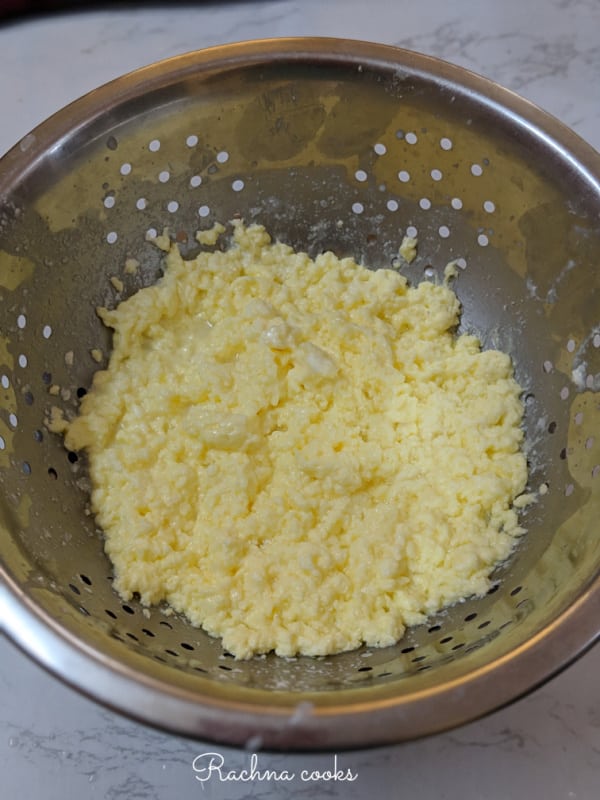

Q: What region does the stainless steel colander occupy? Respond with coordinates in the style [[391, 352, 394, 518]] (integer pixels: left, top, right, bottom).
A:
[[0, 38, 598, 751]]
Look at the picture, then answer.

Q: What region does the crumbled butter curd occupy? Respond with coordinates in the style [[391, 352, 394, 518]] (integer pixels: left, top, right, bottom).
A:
[[399, 234, 418, 264], [64, 222, 528, 659]]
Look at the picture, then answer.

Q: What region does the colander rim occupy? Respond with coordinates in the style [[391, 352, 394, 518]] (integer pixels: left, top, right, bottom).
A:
[[0, 36, 598, 750]]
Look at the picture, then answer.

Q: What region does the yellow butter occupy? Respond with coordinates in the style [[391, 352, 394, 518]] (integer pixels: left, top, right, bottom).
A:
[[66, 222, 528, 659], [399, 234, 418, 263]]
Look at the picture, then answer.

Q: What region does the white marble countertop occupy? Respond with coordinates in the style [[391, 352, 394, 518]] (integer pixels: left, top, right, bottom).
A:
[[1, 2, 599, 798]]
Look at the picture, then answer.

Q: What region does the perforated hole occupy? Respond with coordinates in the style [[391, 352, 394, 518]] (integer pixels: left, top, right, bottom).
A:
[[405, 132, 418, 144], [355, 169, 368, 182], [477, 233, 489, 247], [231, 179, 244, 192], [352, 202, 364, 215], [398, 170, 410, 183], [430, 169, 443, 181], [190, 175, 202, 188], [186, 135, 198, 148], [451, 197, 463, 210], [216, 150, 229, 164], [440, 137, 453, 150], [198, 205, 210, 218], [419, 198, 431, 210], [386, 199, 399, 212], [167, 201, 179, 213], [373, 143, 387, 155], [158, 170, 170, 184], [148, 139, 160, 152], [18, 354, 27, 368], [483, 200, 496, 213], [471, 163, 483, 176], [120, 163, 132, 176], [42, 324, 52, 339], [438, 225, 450, 239], [106, 232, 118, 244]]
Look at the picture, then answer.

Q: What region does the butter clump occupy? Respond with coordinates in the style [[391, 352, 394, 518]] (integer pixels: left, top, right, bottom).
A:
[[65, 222, 528, 659], [399, 234, 418, 263]]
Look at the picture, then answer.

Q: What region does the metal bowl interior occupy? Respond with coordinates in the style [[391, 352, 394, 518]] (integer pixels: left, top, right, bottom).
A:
[[0, 38, 598, 750]]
